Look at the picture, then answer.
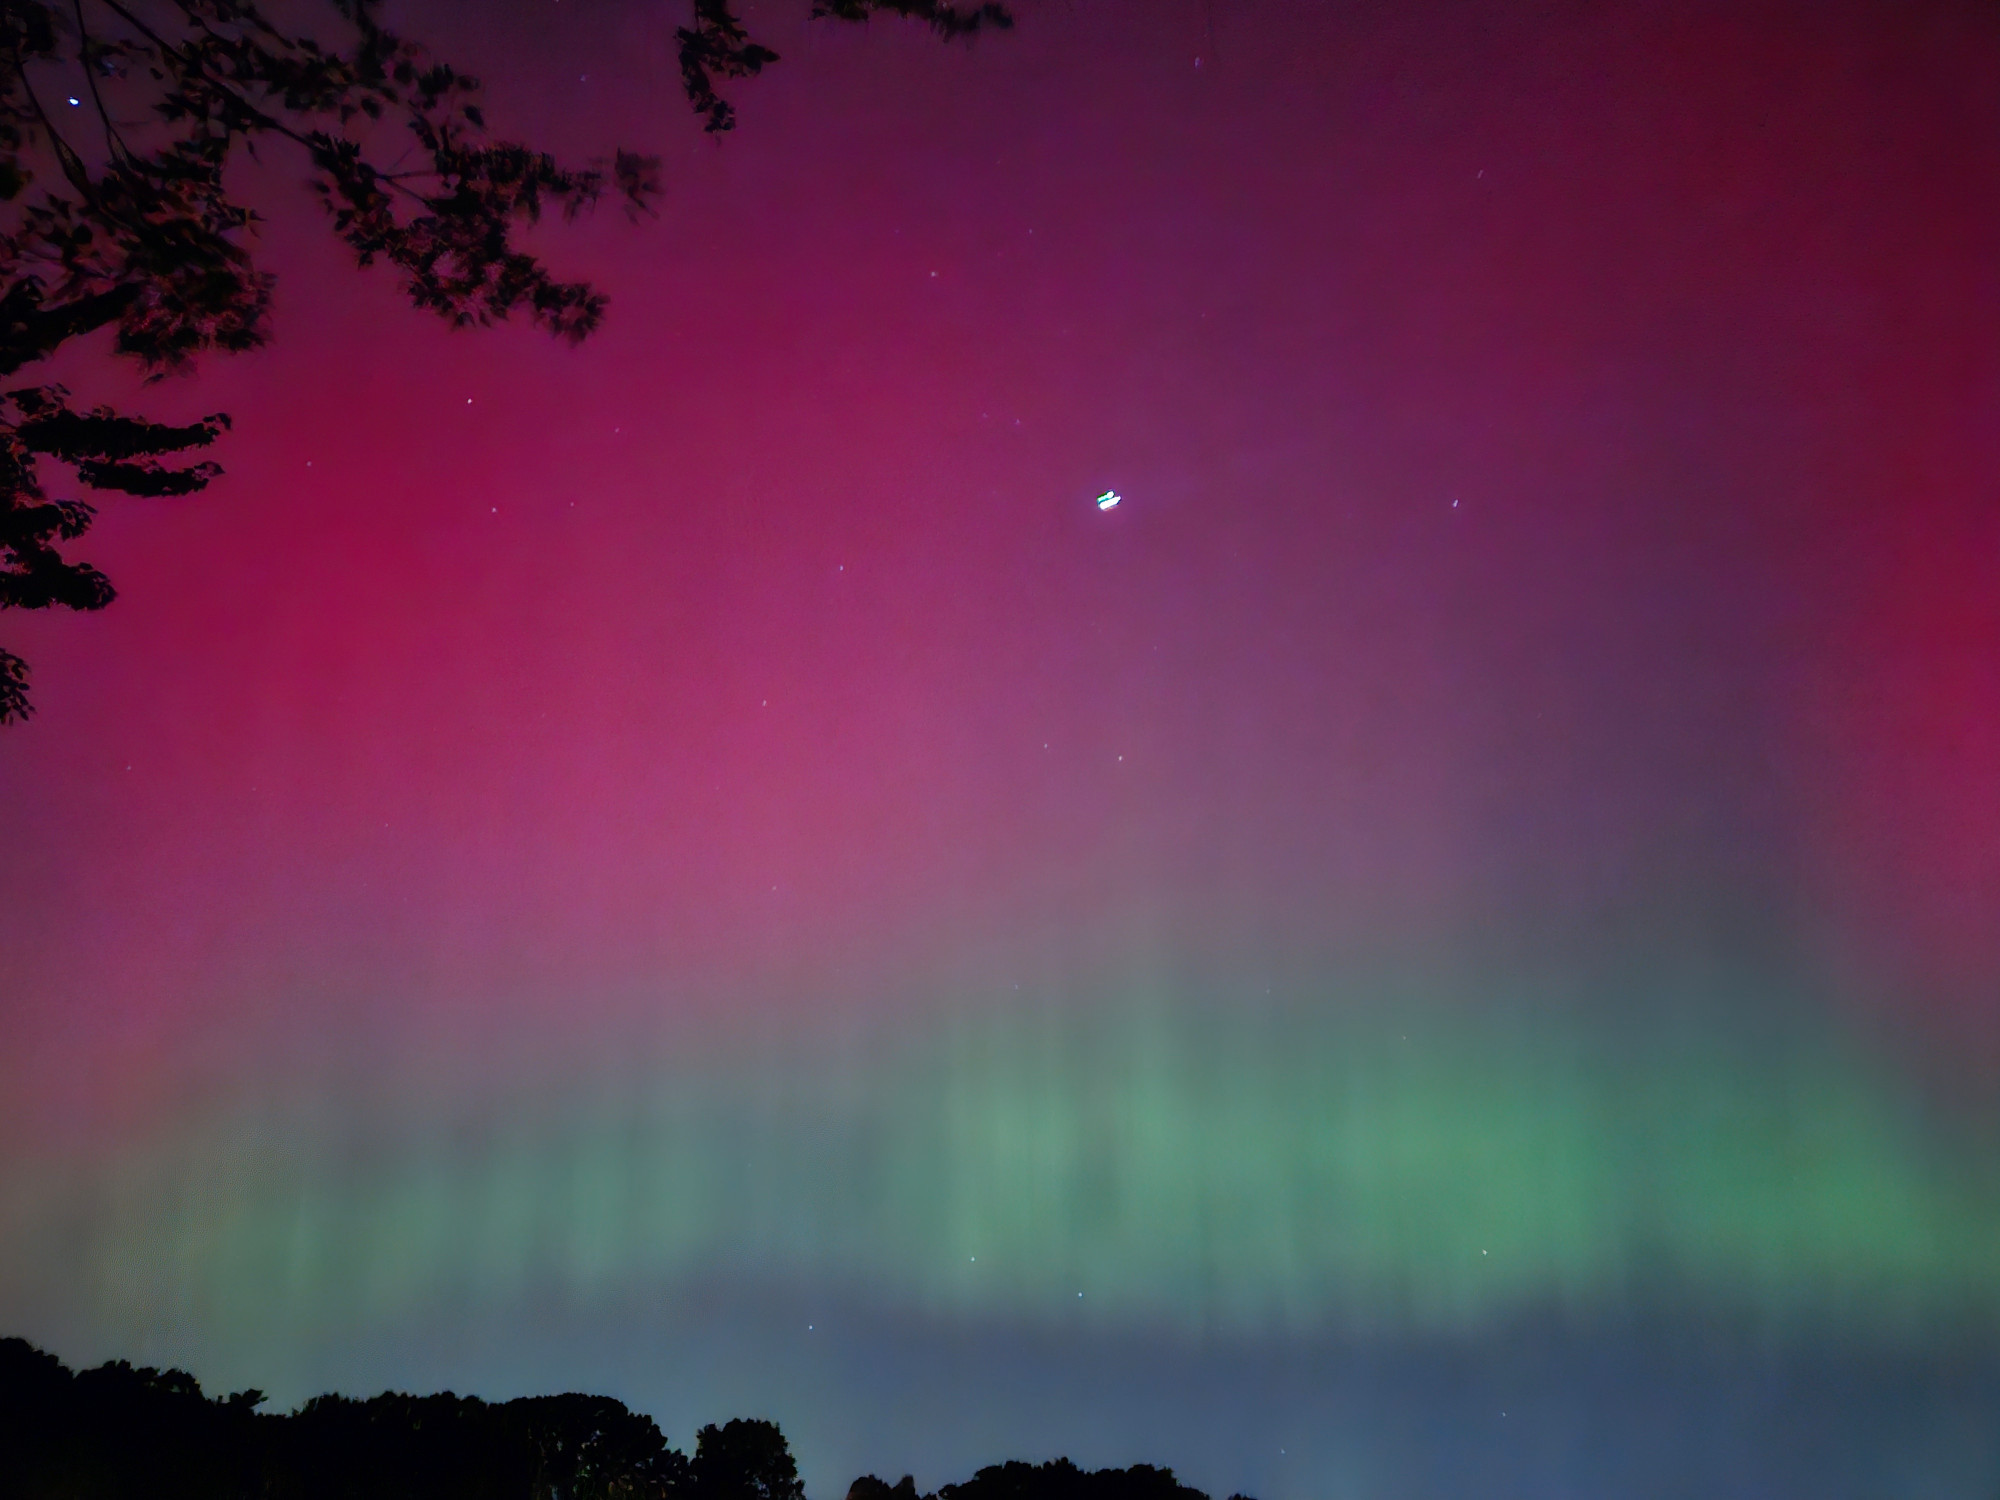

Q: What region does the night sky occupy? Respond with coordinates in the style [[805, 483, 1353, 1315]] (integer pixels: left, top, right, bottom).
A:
[[3, 0, 2000, 1496]]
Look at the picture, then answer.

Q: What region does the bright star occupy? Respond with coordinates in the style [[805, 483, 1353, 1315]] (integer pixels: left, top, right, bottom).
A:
[[1096, 490, 1120, 510]]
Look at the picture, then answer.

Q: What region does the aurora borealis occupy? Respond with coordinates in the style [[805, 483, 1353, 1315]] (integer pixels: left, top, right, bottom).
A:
[[3, 0, 1999, 1495]]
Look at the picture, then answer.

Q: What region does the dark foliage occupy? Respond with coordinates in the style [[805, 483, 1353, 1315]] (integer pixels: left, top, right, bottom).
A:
[[847, 1460, 1236, 1500], [2, 1337, 274, 1500], [847, 1478, 922, 1500], [0, 0, 1012, 723], [937, 1462, 1212, 1500], [807, 2, 1012, 46], [0, 1336, 698, 1500], [0, 382, 227, 638], [2, 1339, 1258, 1500], [677, 1, 1010, 133], [692, 1418, 806, 1500]]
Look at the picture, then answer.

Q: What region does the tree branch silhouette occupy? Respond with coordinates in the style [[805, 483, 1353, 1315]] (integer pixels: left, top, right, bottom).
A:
[[0, 0, 1012, 722]]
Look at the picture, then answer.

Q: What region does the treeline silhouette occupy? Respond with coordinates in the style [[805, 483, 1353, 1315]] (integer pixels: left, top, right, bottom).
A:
[[847, 1462, 1250, 1500], [1, 1340, 1254, 1500]]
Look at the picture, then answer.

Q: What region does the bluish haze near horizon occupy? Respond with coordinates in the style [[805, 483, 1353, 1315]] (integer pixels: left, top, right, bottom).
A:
[[3, 1, 1999, 1496]]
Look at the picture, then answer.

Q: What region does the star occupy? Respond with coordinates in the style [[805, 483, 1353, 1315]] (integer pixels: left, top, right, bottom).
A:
[[1097, 490, 1121, 510]]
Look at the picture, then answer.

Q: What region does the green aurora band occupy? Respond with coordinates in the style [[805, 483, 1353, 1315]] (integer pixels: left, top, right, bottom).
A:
[[6, 968, 1996, 1370]]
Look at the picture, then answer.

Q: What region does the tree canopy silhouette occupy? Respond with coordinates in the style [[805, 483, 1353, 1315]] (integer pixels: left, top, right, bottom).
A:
[[3, 1335, 699, 1500], [2, 1339, 1263, 1500], [846, 1459, 1235, 1500], [691, 1417, 806, 1500], [0, 0, 1013, 723]]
